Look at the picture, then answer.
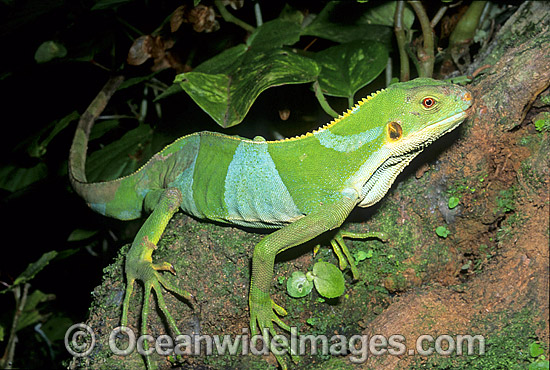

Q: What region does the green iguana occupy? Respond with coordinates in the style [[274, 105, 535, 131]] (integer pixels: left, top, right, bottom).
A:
[[69, 76, 473, 368]]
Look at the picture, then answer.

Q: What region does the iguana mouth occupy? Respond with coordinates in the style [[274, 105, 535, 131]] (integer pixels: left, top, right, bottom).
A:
[[429, 110, 468, 132], [358, 109, 469, 208], [402, 110, 468, 153]]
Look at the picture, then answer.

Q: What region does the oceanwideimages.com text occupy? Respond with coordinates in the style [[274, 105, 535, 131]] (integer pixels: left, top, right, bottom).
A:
[[65, 323, 485, 363]]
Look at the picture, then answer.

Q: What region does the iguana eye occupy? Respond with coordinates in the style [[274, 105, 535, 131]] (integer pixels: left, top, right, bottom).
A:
[[422, 97, 436, 109], [387, 121, 402, 142]]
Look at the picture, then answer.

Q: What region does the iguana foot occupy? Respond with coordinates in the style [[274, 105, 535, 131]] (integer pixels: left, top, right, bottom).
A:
[[328, 229, 388, 279], [249, 289, 299, 369], [120, 236, 193, 368]]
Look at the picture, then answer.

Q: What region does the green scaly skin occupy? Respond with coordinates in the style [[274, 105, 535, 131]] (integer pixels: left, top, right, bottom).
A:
[[69, 76, 473, 368]]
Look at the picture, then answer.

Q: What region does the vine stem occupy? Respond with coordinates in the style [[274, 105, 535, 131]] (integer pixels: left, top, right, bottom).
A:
[[394, 1, 410, 81], [347, 95, 354, 109], [214, 0, 255, 33], [313, 81, 338, 118], [408, 1, 435, 77], [0, 284, 30, 369]]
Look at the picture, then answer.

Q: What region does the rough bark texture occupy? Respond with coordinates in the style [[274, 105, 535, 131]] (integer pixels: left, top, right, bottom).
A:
[[361, 2, 550, 368], [72, 2, 549, 369]]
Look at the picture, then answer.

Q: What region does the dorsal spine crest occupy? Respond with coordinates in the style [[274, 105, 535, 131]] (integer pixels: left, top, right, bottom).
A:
[[312, 89, 382, 133], [273, 89, 383, 143]]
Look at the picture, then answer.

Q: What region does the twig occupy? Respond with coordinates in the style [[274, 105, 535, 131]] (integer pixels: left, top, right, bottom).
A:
[[430, 5, 448, 28], [408, 1, 435, 77], [303, 38, 318, 52], [394, 1, 410, 81], [385, 57, 393, 87], [89, 60, 112, 72], [254, 2, 263, 27], [0, 284, 30, 369], [471, 64, 492, 78]]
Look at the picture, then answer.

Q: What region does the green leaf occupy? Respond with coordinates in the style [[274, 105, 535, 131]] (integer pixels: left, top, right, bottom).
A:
[[0, 163, 47, 192], [287, 271, 314, 298], [529, 361, 550, 370], [306, 318, 317, 326], [448, 196, 460, 209], [154, 83, 183, 102], [89, 119, 119, 141], [354, 249, 373, 264], [34, 41, 67, 63], [40, 316, 74, 342], [533, 112, 550, 132], [530, 342, 545, 358], [303, 1, 413, 43], [305, 23, 392, 45], [313, 40, 388, 98], [172, 18, 319, 128], [535, 119, 548, 132], [86, 123, 153, 182], [278, 4, 305, 25], [312, 261, 345, 299], [55, 248, 81, 261], [246, 19, 302, 51], [10, 251, 58, 288], [435, 226, 450, 238], [28, 111, 80, 158], [67, 229, 99, 242], [15, 290, 55, 332], [193, 45, 248, 75], [0, 325, 4, 341], [363, 1, 414, 27], [177, 50, 319, 128], [355, 250, 369, 262]]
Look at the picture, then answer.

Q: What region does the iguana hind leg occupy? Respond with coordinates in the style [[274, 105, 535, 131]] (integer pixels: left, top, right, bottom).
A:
[[120, 188, 192, 368]]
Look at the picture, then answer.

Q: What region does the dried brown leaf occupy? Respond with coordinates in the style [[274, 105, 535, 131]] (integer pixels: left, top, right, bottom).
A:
[[188, 5, 219, 33], [127, 34, 182, 72], [127, 35, 153, 65], [171, 4, 219, 33], [170, 5, 186, 33]]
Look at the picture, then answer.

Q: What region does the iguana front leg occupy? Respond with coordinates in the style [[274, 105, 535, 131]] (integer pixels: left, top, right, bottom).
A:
[[120, 188, 192, 368], [249, 188, 359, 368]]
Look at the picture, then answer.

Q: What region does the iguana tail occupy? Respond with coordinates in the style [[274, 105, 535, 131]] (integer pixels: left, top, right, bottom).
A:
[[69, 76, 148, 220], [69, 76, 123, 188]]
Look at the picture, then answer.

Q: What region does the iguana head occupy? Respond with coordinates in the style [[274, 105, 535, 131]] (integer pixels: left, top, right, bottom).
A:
[[357, 78, 473, 207], [381, 78, 473, 155]]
